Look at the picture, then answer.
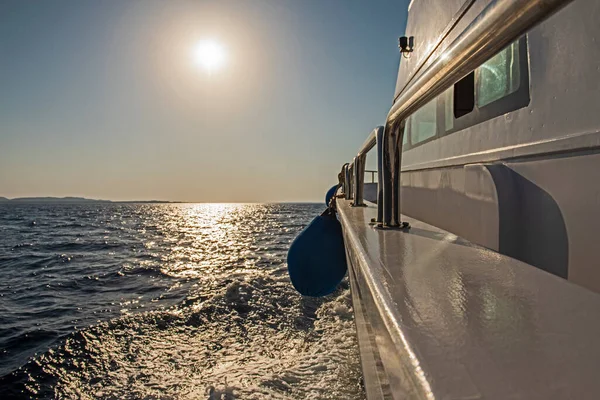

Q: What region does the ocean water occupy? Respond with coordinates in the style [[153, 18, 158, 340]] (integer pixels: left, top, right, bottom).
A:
[[0, 203, 363, 399]]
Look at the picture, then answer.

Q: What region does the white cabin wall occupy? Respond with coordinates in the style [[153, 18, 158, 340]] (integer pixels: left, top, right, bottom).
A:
[[393, 0, 600, 291]]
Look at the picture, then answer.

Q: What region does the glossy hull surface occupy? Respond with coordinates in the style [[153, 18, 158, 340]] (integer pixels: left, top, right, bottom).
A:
[[339, 200, 600, 399]]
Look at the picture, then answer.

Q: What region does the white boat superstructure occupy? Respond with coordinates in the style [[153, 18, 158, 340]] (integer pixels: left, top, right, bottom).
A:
[[339, 0, 600, 398]]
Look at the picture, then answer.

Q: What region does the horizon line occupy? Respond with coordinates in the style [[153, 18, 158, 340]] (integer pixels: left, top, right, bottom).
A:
[[0, 196, 322, 204]]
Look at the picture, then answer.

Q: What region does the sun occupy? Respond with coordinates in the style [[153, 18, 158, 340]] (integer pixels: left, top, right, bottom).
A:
[[193, 39, 226, 73]]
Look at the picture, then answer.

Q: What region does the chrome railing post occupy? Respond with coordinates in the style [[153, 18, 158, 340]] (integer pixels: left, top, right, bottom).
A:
[[392, 121, 405, 227], [352, 155, 366, 207], [381, 125, 397, 227], [348, 162, 355, 200], [375, 126, 385, 224], [343, 163, 350, 200]]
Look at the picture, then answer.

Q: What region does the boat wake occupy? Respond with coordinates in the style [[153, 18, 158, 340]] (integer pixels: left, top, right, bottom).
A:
[[2, 268, 363, 399]]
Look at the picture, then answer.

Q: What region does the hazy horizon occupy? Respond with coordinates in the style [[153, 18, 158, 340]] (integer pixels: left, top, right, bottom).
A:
[[1, 0, 409, 202], [0, 194, 322, 203]]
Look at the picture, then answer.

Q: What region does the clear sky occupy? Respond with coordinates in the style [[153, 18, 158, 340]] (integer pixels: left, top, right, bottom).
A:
[[0, 0, 408, 202]]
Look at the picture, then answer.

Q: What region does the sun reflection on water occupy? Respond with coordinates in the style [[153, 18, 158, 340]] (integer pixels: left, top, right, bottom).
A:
[[159, 204, 277, 279]]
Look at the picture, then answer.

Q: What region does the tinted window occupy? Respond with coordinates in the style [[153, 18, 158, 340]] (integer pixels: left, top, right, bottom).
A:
[[477, 41, 521, 107], [410, 99, 437, 145]]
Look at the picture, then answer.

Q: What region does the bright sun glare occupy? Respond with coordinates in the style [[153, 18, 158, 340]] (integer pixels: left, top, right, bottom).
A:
[[194, 39, 226, 73]]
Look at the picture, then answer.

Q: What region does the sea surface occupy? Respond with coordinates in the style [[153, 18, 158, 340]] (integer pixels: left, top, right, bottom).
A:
[[0, 203, 363, 399]]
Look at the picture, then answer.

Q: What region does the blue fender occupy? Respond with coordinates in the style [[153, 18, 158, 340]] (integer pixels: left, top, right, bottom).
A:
[[287, 213, 347, 297], [325, 185, 338, 206]]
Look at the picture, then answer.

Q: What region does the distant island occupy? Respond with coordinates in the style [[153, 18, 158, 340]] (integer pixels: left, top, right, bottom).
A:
[[0, 197, 182, 204]]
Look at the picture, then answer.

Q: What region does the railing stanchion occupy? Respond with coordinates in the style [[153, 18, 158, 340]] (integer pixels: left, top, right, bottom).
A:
[[344, 163, 354, 200], [353, 155, 366, 207], [375, 127, 385, 223]]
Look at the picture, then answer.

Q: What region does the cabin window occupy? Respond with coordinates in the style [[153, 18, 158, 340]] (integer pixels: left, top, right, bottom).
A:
[[477, 41, 521, 107], [410, 98, 437, 145]]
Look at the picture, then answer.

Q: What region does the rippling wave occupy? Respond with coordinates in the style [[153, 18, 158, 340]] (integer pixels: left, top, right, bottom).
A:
[[0, 203, 363, 399]]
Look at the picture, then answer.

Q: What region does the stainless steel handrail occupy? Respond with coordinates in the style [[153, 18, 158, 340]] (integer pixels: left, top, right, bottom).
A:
[[348, 0, 574, 226]]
